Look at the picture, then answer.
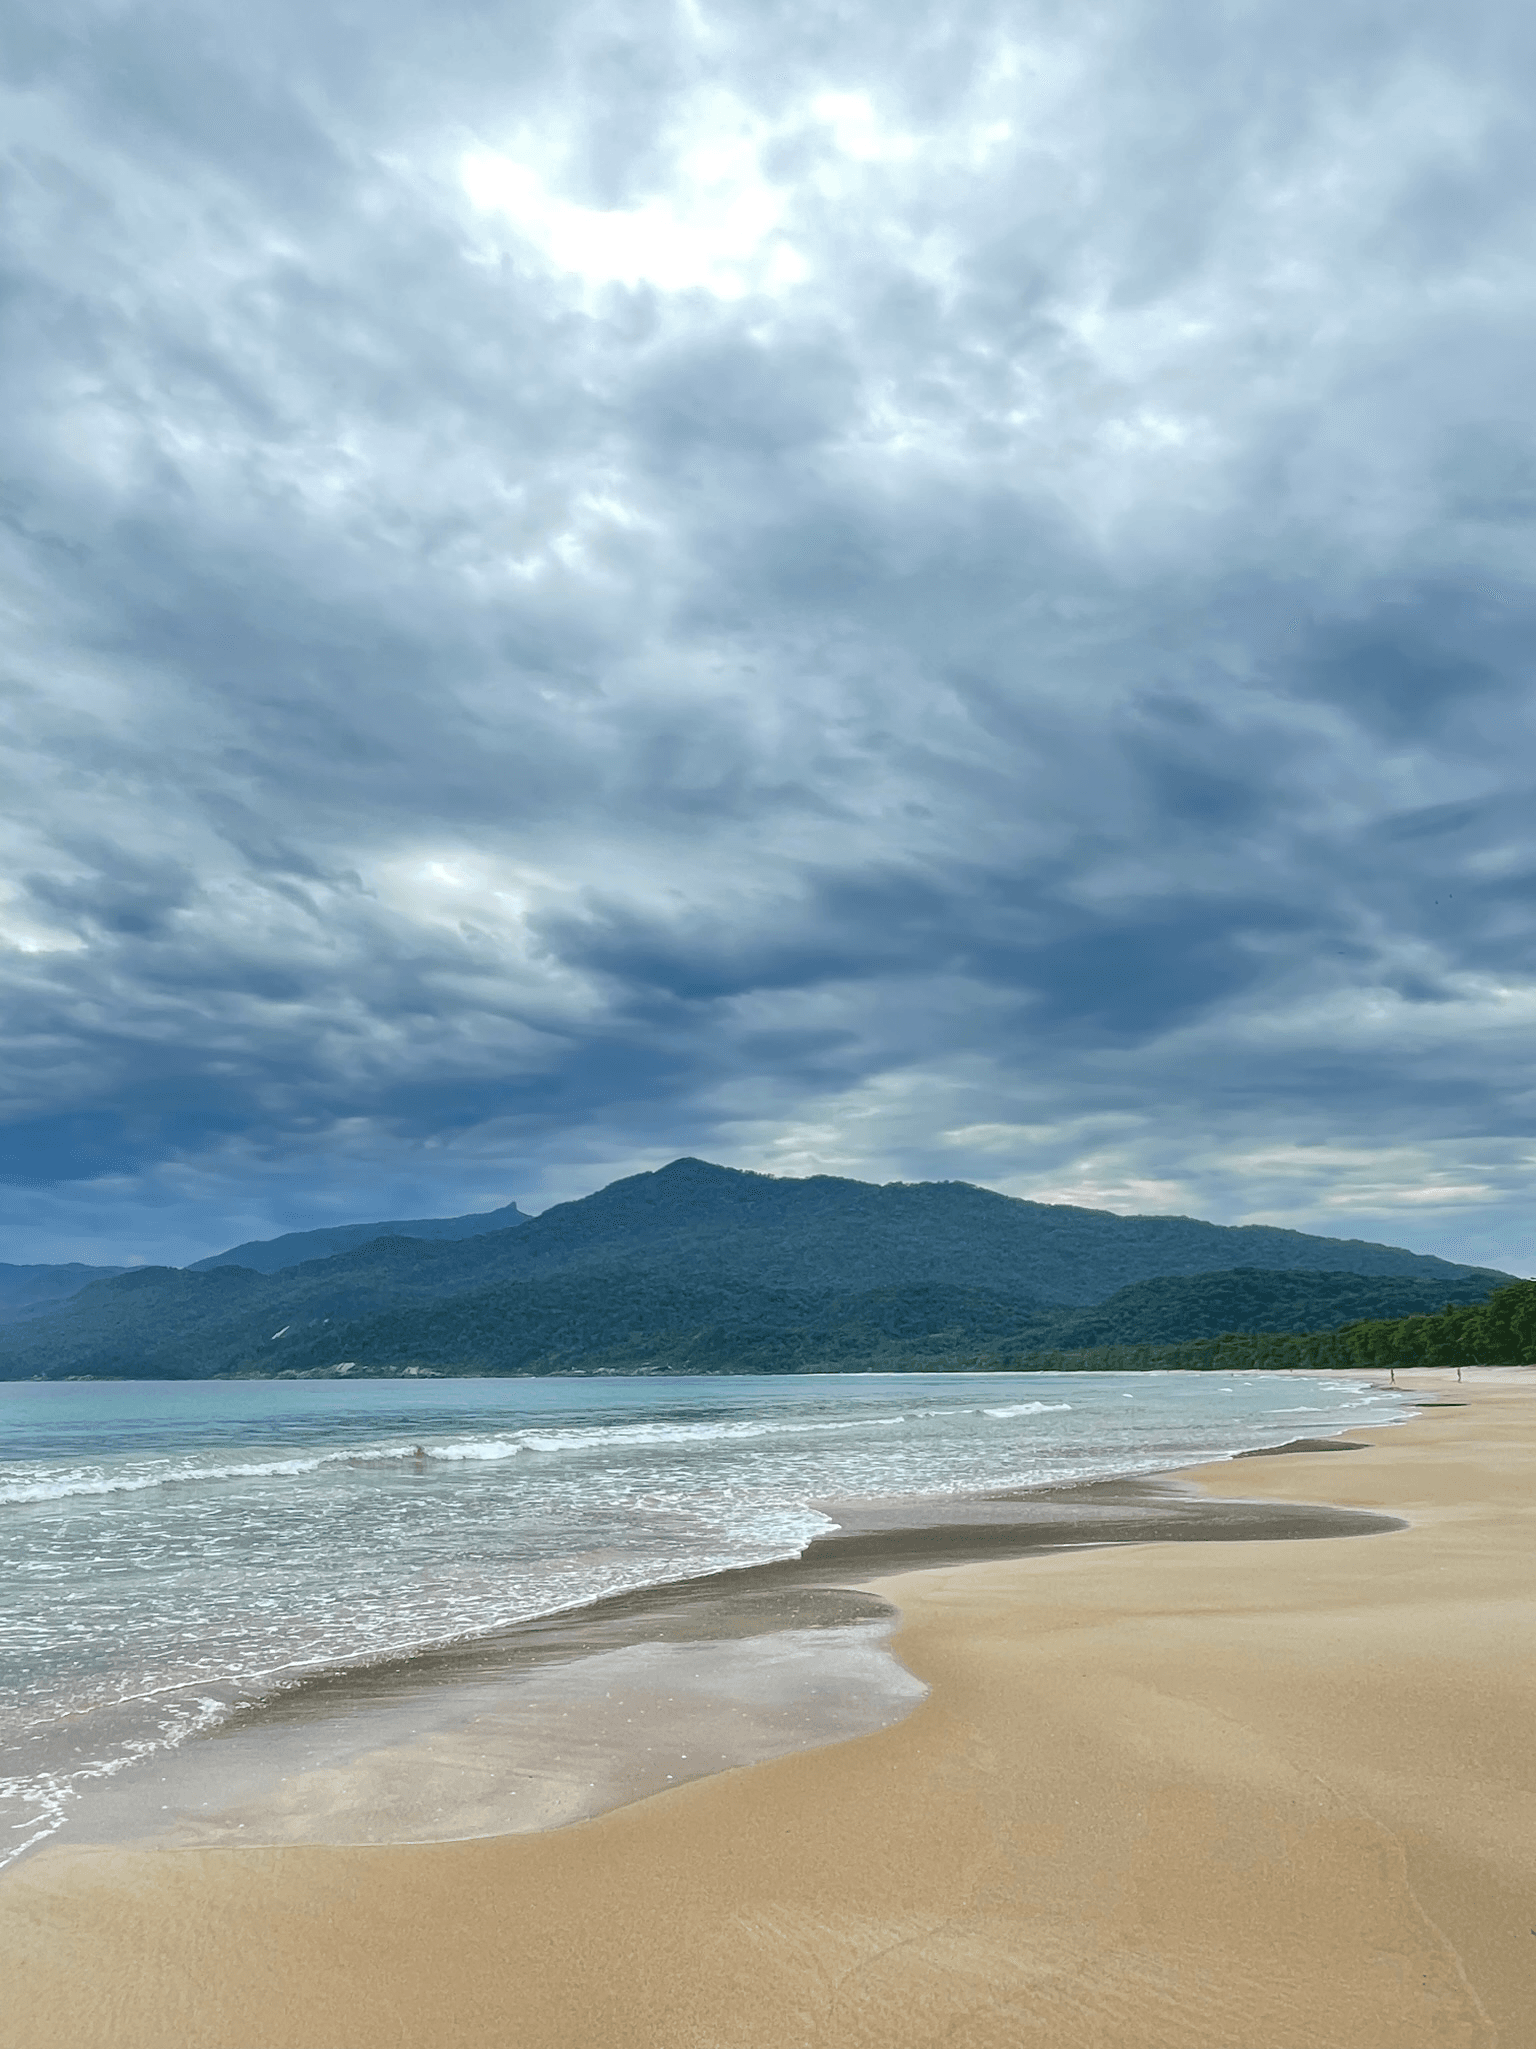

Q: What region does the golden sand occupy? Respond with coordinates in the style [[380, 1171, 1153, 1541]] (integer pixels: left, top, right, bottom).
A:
[[3, 1370, 1532, 2048]]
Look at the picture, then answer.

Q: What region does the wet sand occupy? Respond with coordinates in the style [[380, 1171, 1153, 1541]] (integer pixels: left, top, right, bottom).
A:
[[14, 1464, 1398, 1858], [3, 1370, 1533, 2046]]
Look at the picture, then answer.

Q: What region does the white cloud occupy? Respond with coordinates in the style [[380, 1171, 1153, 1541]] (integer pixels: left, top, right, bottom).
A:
[[460, 95, 808, 297]]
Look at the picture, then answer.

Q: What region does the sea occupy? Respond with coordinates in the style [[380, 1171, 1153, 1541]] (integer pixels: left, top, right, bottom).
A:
[[0, 1369, 1409, 1867]]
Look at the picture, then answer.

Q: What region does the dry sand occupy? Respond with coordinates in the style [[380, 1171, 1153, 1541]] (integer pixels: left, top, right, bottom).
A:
[[3, 1368, 1533, 2048]]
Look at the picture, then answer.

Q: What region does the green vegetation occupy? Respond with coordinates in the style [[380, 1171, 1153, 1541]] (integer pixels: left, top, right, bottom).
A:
[[0, 1159, 1517, 1381], [0, 1261, 127, 1325], [957, 1278, 1536, 1375], [0, 1261, 1520, 1382], [187, 1200, 526, 1275]]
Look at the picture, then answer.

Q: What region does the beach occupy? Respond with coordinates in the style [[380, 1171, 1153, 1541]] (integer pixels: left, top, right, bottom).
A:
[[2, 1369, 1532, 2047]]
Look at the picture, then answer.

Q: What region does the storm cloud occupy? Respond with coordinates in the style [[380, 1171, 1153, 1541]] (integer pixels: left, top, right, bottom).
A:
[[3, 0, 1535, 1268]]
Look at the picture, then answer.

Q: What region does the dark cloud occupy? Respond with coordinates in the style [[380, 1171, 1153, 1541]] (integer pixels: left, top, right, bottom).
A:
[[2, 0, 1534, 1271]]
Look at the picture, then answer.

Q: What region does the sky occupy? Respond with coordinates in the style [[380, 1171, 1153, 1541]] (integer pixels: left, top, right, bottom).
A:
[[3, 0, 1535, 1274]]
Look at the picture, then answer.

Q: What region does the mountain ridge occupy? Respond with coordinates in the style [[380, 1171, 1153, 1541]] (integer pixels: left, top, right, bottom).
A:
[[0, 1262, 130, 1326], [188, 1199, 527, 1274], [0, 1158, 1511, 1380]]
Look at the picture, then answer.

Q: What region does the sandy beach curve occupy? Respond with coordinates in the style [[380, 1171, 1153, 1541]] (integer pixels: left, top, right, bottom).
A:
[[2, 1369, 1532, 2048]]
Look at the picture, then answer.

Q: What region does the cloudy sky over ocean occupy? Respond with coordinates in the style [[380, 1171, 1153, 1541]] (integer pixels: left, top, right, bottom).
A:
[[3, 0, 1534, 1271]]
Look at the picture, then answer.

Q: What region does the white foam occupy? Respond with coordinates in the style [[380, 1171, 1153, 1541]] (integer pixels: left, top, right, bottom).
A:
[[518, 1412, 900, 1453], [425, 1438, 522, 1462], [0, 1411, 925, 1505], [0, 1370, 1415, 1873], [0, 1690, 232, 1872], [0, 1441, 428, 1504]]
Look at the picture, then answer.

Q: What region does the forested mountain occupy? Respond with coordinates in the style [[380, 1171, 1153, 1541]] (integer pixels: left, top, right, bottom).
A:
[[0, 1262, 128, 1326], [0, 1198, 527, 1319], [318, 1156, 1489, 1304], [1017, 1278, 1536, 1377], [0, 1158, 1511, 1380], [188, 1200, 527, 1274]]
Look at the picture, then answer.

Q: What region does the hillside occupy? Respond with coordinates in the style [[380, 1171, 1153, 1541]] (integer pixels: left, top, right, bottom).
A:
[[0, 1200, 528, 1321], [187, 1200, 526, 1274], [1005, 1277, 1536, 1377], [0, 1159, 1510, 1379], [1036, 1266, 1503, 1350], [370, 1158, 1496, 1303], [0, 1262, 128, 1326]]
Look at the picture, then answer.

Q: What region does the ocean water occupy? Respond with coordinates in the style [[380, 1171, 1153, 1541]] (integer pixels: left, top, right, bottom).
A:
[[0, 1369, 1406, 1866]]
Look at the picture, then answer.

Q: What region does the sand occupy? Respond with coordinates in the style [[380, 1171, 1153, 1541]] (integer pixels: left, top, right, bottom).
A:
[[19, 1473, 1397, 1861], [3, 1368, 1533, 2048], [58, 1617, 930, 1853]]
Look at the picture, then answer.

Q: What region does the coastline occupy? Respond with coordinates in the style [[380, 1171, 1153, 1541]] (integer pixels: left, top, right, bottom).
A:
[[13, 1427, 1404, 1860], [4, 1369, 1533, 2045]]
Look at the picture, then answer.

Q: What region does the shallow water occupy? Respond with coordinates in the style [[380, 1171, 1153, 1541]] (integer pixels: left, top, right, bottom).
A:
[[0, 1370, 1405, 1865]]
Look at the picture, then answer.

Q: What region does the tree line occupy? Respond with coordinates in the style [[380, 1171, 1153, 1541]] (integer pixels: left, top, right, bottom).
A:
[[960, 1278, 1536, 1375]]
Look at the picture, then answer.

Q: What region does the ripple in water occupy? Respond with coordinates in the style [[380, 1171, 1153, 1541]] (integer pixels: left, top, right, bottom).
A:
[[0, 1370, 1407, 1864]]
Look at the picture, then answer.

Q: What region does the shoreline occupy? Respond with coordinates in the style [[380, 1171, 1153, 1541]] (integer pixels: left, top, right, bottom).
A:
[[16, 1429, 1407, 1863], [5, 1370, 1533, 2045], [10, 1366, 1407, 1872]]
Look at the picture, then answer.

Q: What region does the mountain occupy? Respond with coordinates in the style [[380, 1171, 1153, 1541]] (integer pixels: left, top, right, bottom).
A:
[[1011, 1277, 1536, 1377], [1032, 1266, 1503, 1349], [0, 1158, 1511, 1380], [0, 1262, 128, 1326], [188, 1201, 527, 1275], [0, 1199, 528, 1328], [373, 1157, 1495, 1301]]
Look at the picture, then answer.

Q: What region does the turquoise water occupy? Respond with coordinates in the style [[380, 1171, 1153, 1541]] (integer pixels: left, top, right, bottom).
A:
[[0, 1370, 1405, 1864]]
